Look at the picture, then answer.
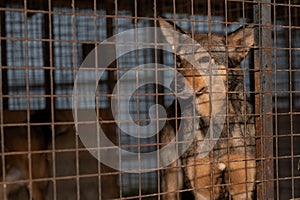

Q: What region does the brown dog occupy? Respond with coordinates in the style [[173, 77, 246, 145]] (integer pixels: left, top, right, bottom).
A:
[[0, 111, 51, 200], [159, 17, 256, 199]]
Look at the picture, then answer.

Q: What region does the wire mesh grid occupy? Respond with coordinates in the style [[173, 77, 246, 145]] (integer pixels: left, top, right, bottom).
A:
[[0, 0, 299, 199]]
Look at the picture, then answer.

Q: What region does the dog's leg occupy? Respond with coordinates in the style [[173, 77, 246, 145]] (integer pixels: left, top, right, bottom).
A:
[[161, 159, 183, 200], [31, 183, 44, 200], [225, 154, 256, 200], [183, 156, 224, 200], [31, 154, 48, 200], [160, 121, 183, 200]]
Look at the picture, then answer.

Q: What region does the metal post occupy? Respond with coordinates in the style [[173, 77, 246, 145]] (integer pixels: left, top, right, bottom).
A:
[[254, 1, 274, 199]]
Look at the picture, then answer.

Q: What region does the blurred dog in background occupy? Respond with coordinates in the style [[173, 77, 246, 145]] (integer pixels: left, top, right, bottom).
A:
[[0, 111, 52, 200]]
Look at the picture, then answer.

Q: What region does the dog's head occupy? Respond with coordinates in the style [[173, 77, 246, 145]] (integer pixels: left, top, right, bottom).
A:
[[158, 17, 254, 118]]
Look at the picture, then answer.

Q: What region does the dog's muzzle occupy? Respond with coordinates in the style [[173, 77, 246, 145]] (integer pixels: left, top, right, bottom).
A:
[[170, 78, 194, 100]]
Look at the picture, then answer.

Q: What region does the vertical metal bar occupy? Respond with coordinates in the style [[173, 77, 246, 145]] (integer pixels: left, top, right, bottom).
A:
[[42, 0, 55, 111], [152, 1, 162, 199], [23, 0, 34, 199], [272, 0, 279, 199], [101, 1, 120, 199], [44, 1, 57, 199], [0, 2, 7, 198], [287, 0, 294, 198], [71, 1, 80, 199], [207, 0, 214, 199], [105, 0, 115, 95], [132, 0, 142, 198], [107, 1, 122, 198], [254, 1, 274, 199], [0, 2, 8, 110], [93, 1, 102, 200]]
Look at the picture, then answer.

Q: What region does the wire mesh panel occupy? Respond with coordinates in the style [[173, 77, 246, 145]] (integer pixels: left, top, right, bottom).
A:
[[271, 1, 300, 199], [0, 0, 299, 199]]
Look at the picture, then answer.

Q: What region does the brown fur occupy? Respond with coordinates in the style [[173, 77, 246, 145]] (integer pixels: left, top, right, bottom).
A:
[[159, 17, 256, 200], [0, 109, 119, 199], [0, 111, 51, 200]]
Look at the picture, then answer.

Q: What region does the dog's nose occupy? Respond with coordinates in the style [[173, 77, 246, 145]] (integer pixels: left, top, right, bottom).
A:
[[177, 81, 186, 92], [171, 80, 185, 93]]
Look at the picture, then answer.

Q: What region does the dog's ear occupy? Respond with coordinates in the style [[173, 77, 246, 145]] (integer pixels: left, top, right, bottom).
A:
[[158, 17, 191, 54], [228, 24, 255, 65], [158, 17, 189, 37], [158, 17, 213, 71]]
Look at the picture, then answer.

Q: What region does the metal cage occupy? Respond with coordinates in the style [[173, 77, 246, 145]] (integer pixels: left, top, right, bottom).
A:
[[0, 0, 299, 199]]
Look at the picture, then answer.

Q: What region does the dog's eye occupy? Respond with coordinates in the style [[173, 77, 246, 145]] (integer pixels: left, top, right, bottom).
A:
[[197, 86, 208, 96], [176, 55, 182, 68]]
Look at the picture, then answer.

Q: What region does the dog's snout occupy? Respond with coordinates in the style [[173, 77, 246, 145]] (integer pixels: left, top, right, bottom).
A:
[[171, 78, 186, 93], [177, 81, 185, 92]]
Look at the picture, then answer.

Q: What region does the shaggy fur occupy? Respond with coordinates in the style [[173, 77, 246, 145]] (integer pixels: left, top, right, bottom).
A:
[[159, 17, 256, 200]]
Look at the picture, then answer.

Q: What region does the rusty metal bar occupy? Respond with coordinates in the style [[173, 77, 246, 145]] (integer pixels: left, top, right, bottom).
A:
[[42, 0, 55, 111], [254, 1, 274, 199], [0, 2, 8, 110]]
